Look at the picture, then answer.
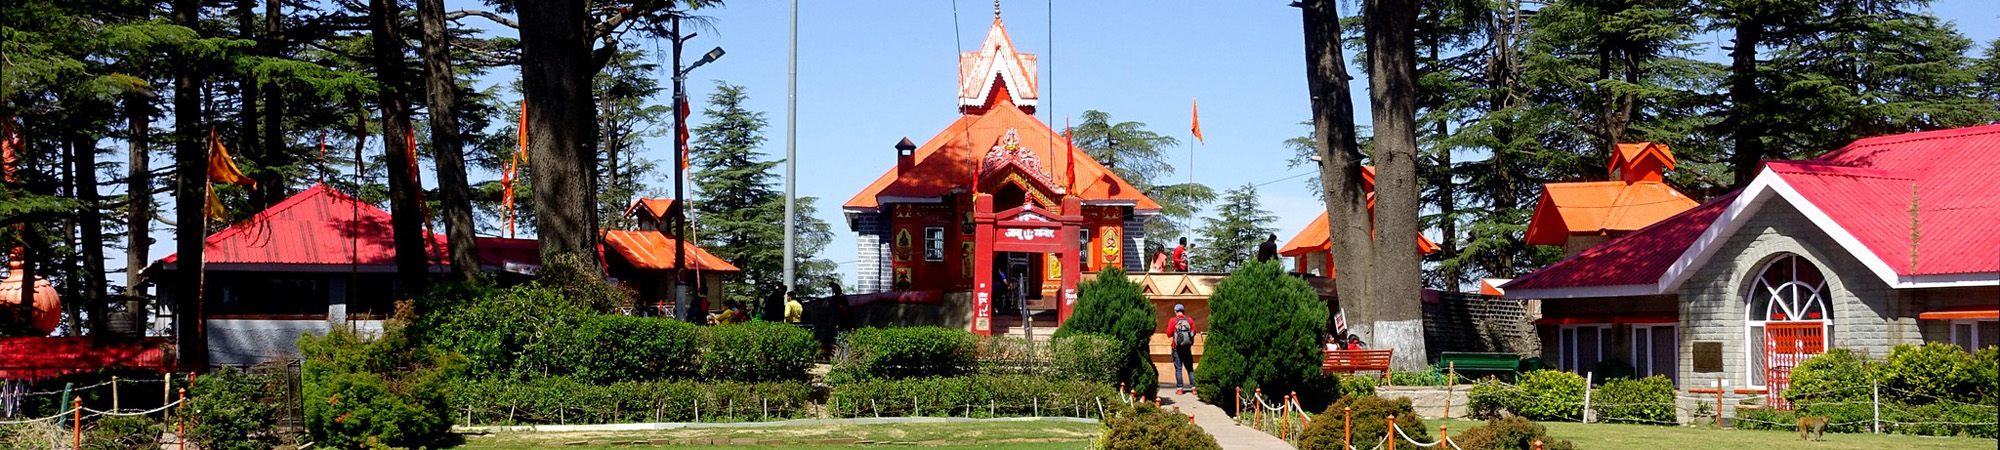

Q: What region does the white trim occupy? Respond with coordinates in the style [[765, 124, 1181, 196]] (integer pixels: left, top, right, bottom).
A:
[[1631, 324, 1678, 384], [958, 24, 1038, 109], [1557, 324, 1613, 373], [1502, 284, 1658, 300], [1080, 200, 1138, 207], [876, 196, 946, 204], [1661, 168, 1999, 293]]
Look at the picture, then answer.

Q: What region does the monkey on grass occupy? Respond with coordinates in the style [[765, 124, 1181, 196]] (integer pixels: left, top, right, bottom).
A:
[[1797, 416, 1830, 441]]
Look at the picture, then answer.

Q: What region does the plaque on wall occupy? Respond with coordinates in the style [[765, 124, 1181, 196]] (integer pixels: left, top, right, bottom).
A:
[[1692, 341, 1723, 372]]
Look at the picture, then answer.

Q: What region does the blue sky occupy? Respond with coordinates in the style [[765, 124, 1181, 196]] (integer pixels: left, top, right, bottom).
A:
[[124, 0, 2000, 289]]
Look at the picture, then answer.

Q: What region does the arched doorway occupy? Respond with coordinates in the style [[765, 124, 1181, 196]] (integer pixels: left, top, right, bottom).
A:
[[1745, 253, 1830, 407]]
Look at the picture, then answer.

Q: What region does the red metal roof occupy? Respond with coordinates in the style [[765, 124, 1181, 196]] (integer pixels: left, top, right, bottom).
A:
[[0, 337, 172, 378], [159, 184, 538, 269], [602, 230, 741, 272], [1503, 192, 1736, 291]]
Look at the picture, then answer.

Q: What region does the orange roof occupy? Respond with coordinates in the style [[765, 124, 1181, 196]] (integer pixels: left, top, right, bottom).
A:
[[958, 18, 1038, 112], [625, 198, 677, 220], [1278, 211, 1440, 257], [1610, 142, 1675, 175], [1524, 180, 1698, 246], [843, 97, 1158, 211], [602, 230, 740, 272]]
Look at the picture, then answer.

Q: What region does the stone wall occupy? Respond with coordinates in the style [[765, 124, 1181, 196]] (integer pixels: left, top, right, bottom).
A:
[[853, 211, 893, 294], [1422, 291, 1538, 360]]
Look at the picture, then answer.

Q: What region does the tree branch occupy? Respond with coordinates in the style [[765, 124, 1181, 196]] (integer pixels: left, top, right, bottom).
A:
[[446, 10, 517, 29]]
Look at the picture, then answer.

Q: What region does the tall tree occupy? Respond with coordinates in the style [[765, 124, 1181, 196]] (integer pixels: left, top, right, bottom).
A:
[[1363, 0, 1429, 371], [168, 0, 209, 365], [1189, 184, 1276, 273], [417, 0, 481, 282], [689, 82, 837, 307], [1067, 109, 1215, 250], [370, 0, 430, 293], [594, 50, 669, 230], [1298, 0, 1375, 344]]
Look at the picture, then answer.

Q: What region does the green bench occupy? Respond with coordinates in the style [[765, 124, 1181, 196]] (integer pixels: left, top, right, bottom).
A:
[[1437, 352, 1522, 382]]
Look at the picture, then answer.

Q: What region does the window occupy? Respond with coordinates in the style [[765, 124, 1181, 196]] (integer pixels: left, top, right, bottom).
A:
[[1558, 324, 1613, 373], [1078, 228, 1091, 271], [1632, 324, 1678, 385], [1745, 253, 1831, 388], [1951, 319, 1999, 352], [923, 227, 947, 262]]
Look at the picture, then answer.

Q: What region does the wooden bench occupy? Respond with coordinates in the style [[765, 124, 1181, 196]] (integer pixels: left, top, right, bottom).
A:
[[1322, 349, 1394, 384], [1437, 351, 1521, 382]]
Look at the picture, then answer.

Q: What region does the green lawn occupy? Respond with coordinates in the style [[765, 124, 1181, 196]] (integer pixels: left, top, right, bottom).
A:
[[455, 420, 1100, 450], [1438, 419, 1997, 450]]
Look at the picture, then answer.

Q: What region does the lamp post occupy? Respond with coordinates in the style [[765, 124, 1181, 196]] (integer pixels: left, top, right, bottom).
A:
[[671, 13, 723, 322]]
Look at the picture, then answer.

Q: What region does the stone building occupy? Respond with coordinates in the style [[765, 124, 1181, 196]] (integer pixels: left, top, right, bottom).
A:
[[1504, 125, 2000, 402]]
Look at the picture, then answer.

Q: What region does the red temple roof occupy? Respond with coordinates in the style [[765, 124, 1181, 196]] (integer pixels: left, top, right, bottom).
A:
[[157, 184, 538, 269], [602, 230, 740, 272]]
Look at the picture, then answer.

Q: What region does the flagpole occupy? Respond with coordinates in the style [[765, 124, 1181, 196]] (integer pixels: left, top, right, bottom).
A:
[[783, 0, 798, 295]]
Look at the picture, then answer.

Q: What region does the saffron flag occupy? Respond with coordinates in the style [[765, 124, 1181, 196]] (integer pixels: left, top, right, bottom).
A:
[[1190, 99, 1204, 144], [207, 127, 256, 187], [1063, 117, 1078, 193], [205, 182, 228, 221], [504, 100, 527, 238], [675, 93, 691, 170]]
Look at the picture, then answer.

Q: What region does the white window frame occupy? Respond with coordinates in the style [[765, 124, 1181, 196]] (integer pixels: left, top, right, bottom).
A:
[[923, 226, 947, 262], [1744, 254, 1832, 389], [1631, 324, 1678, 383], [1558, 324, 1613, 374], [1950, 319, 1999, 351]]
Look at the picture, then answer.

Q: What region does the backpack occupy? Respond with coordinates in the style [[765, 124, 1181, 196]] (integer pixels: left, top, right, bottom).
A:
[[1172, 317, 1195, 347]]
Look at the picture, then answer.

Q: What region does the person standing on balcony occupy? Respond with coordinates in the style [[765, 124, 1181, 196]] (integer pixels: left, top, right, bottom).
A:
[[1173, 237, 1190, 272]]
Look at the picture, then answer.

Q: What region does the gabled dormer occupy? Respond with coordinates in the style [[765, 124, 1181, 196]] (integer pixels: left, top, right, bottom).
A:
[[958, 17, 1038, 114], [624, 198, 683, 235], [1609, 142, 1675, 184]]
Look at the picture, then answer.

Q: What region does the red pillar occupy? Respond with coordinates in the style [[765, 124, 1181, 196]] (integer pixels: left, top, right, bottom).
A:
[[972, 195, 996, 335], [1058, 197, 1082, 324]]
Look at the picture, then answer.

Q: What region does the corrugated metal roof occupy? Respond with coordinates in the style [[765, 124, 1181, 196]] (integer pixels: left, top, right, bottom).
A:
[[159, 184, 537, 268], [1524, 180, 1698, 246], [1504, 192, 1736, 291], [602, 230, 741, 272]]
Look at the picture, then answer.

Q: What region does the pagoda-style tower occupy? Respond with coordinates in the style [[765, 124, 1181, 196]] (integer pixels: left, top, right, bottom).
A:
[[843, 14, 1158, 335]]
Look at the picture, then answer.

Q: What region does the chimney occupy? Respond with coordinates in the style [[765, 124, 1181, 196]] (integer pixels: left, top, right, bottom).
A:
[[895, 137, 917, 172]]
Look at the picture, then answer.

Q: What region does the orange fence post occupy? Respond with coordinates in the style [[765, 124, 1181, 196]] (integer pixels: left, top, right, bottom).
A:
[[1386, 415, 1397, 450], [1235, 386, 1242, 419], [1254, 388, 1263, 430], [1343, 407, 1352, 449], [1533, 439, 1544, 450], [177, 387, 187, 442], [72, 397, 83, 450], [1440, 424, 1449, 447]]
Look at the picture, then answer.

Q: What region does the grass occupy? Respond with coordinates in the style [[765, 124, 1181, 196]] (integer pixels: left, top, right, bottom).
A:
[[456, 420, 1101, 450], [1437, 419, 1997, 450]]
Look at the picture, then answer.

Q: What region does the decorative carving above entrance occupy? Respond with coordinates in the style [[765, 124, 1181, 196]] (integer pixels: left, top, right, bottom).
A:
[[981, 128, 1060, 192]]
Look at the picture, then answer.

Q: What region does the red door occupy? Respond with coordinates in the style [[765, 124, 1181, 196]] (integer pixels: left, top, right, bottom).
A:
[[1764, 322, 1826, 409]]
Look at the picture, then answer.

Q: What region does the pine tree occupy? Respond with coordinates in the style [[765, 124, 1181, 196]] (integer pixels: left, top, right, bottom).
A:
[[689, 82, 838, 309], [1069, 110, 1216, 250], [1190, 184, 1276, 273]]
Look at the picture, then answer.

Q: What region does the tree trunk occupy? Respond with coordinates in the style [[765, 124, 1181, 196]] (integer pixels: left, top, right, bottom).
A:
[[235, 0, 260, 192], [417, 0, 481, 282], [1364, 0, 1429, 371], [1728, 20, 1766, 187], [71, 132, 110, 333], [256, 0, 288, 209], [1300, 0, 1376, 338], [171, 0, 209, 370], [370, 0, 431, 294], [125, 92, 153, 295], [519, 0, 602, 269]]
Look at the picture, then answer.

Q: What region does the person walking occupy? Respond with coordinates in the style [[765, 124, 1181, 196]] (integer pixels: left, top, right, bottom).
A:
[[1256, 233, 1279, 262], [1170, 303, 1199, 395], [1172, 237, 1190, 272]]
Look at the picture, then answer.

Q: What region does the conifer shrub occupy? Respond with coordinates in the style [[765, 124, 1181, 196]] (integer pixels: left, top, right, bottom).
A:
[[184, 367, 282, 450], [1297, 396, 1428, 450], [1093, 402, 1222, 450], [1052, 266, 1158, 394], [299, 311, 465, 450], [1192, 260, 1327, 409], [1451, 416, 1578, 450]]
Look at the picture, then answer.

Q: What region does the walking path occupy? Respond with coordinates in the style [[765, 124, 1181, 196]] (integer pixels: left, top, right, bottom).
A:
[[1159, 386, 1297, 450]]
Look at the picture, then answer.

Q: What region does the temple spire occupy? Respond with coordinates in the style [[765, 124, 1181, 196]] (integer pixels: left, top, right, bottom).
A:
[[957, 12, 1038, 113], [995, 0, 1002, 18]]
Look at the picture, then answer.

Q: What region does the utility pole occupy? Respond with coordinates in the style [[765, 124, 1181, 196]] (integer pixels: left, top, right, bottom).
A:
[[671, 15, 689, 321]]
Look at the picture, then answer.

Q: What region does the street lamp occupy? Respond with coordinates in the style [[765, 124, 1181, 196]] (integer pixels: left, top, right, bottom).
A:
[[671, 15, 723, 323]]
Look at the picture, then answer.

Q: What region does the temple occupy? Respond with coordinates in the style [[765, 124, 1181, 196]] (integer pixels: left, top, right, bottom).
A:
[[1523, 142, 1698, 255], [843, 15, 1158, 335], [1278, 166, 1440, 276]]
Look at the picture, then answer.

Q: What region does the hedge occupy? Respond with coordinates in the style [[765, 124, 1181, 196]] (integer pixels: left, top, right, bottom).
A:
[[1589, 376, 1674, 424], [1466, 370, 1583, 421], [832, 326, 980, 380], [449, 377, 813, 425], [698, 321, 816, 382], [826, 375, 1120, 418]]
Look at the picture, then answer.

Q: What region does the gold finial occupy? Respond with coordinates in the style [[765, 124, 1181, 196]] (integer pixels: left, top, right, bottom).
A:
[[994, 0, 1001, 18]]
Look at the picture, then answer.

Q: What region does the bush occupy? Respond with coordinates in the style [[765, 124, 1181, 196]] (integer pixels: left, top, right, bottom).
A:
[[1467, 370, 1583, 421], [1094, 402, 1222, 450], [1784, 348, 1871, 403], [300, 320, 464, 450], [1295, 373, 1377, 414], [1733, 406, 1798, 431], [698, 321, 816, 382], [1048, 334, 1121, 384], [1297, 396, 1428, 450], [85, 416, 162, 450], [1052, 266, 1158, 395], [1887, 401, 1997, 438], [1876, 342, 1993, 406], [825, 375, 1119, 418], [184, 367, 281, 450], [1589, 376, 1674, 424], [833, 326, 980, 380], [450, 377, 812, 424], [417, 283, 597, 379], [1451, 417, 1578, 450], [564, 314, 701, 383], [1193, 260, 1327, 409]]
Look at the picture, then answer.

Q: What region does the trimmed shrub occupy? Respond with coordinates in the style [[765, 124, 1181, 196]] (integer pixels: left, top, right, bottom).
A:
[[1887, 401, 1997, 438], [825, 375, 1119, 418], [564, 314, 701, 383], [1052, 265, 1158, 394], [299, 323, 464, 450], [698, 321, 816, 382], [1876, 342, 1991, 405], [449, 377, 813, 424], [1049, 334, 1121, 384], [1297, 396, 1429, 450], [1733, 406, 1798, 431], [1780, 348, 1875, 433], [1451, 417, 1578, 450], [418, 283, 596, 380], [1296, 373, 1377, 414], [1589, 376, 1674, 424], [833, 326, 980, 380], [1094, 402, 1222, 450], [184, 367, 281, 450], [1193, 260, 1327, 409], [1467, 370, 1583, 421]]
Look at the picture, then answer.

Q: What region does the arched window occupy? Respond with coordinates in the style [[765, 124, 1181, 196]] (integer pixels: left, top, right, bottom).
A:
[[1745, 253, 1831, 389]]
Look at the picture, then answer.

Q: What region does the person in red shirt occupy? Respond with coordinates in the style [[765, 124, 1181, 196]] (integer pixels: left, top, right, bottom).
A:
[[1170, 304, 1199, 394], [1173, 237, 1190, 272]]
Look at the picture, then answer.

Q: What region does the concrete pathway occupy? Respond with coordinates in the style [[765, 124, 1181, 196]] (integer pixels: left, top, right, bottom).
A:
[[1159, 386, 1297, 450]]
